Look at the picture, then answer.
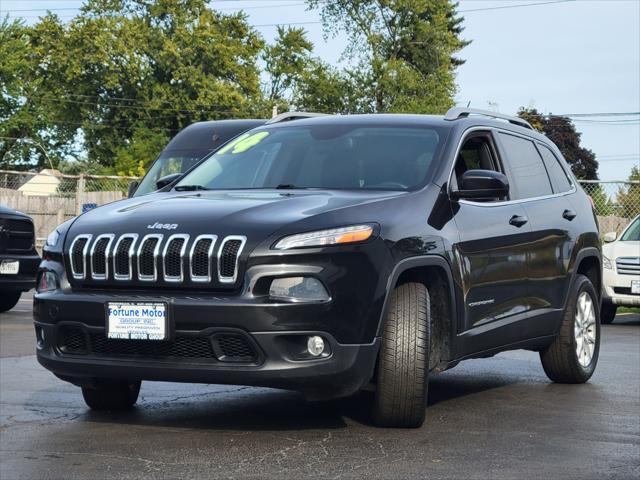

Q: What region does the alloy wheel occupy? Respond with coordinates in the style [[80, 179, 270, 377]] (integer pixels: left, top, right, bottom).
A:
[[574, 291, 597, 367]]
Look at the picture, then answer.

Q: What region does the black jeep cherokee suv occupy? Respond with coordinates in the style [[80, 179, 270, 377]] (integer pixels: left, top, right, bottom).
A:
[[34, 108, 601, 427]]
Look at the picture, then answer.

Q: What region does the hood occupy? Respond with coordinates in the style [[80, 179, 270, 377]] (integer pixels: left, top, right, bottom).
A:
[[603, 240, 640, 260], [0, 204, 30, 219], [66, 189, 405, 242]]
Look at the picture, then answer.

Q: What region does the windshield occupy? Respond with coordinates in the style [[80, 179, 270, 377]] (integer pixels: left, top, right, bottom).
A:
[[134, 148, 210, 197], [175, 124, 444, 191], [620, 217, 640, 241]]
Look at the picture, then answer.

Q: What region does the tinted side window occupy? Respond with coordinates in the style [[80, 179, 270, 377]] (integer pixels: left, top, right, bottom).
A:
[[537, 144, 572, 193], [498, 133, 552, 199]]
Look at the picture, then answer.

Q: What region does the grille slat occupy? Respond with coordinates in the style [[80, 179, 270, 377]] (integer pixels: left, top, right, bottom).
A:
[[163, 235, 188, 282], [69, 235, 92, 280], [190, 235, 217, 282], [113, 235, 137, 280], [218, 237, 246, 283], [90, 234, 114, 280], [68, 233, 244, 285], [616, 257, 640, 276], [138, 234, 162, 281]]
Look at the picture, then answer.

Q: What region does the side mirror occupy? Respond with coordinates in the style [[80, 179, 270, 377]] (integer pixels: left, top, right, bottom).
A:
[[156, 173, 182, 191], [603, 232, 617, 243], [127, 181, 138, 198], [452, 169, 509, 200]]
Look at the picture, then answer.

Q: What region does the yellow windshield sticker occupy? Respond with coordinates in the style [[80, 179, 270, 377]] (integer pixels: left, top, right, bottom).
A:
[[217, 131, 269, 155], [217, 133, 249, 154]]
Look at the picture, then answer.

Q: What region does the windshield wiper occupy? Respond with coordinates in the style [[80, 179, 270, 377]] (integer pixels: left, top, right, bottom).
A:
[[174, 185, 210, 191], [275, 184, 305, 190]]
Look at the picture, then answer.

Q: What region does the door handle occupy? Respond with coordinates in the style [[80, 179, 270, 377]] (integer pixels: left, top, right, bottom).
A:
[[509, 215, 528, 227], [563, 209, 577, 221]]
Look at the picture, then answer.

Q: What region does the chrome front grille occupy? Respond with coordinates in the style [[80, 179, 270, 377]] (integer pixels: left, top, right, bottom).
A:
[[68, 233, 245, 285], [616, 257, 640, 276]]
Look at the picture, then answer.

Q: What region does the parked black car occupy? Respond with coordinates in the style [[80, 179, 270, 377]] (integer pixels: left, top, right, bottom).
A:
[[34, 108, 601, 427], [129, 119, 267, 198], [0, 205, 39, 312]]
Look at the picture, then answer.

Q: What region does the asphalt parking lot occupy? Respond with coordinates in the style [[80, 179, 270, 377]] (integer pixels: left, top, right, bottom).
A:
[[1, 292, 639, 480]]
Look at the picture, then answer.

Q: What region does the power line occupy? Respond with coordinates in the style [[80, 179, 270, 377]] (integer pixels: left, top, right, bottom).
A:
[[1, 0, 584, 23], [0, 2, 308, 13], [459, 0, 575, 14], [550, 112, 640, 117]]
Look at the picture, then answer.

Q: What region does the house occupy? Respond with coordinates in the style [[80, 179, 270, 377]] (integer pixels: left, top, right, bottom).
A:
[[17, 169, 62, 196]]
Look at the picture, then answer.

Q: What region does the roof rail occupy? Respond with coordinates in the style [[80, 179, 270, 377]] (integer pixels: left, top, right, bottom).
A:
[[444, 107, 533, 130], [265, 111, 328, 125]]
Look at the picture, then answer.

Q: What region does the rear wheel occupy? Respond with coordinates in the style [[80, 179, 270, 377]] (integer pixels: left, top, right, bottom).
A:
[[540, 275, 600, 383], [373, 282, 429, 428], [0, 291, 21, 313], [600, 302, 617, 325], [81, 380, 141, 410]]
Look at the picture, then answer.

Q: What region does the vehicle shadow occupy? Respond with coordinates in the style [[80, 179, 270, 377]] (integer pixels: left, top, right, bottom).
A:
[[611, 313, 640, 326], [78, 365, 532, 431]]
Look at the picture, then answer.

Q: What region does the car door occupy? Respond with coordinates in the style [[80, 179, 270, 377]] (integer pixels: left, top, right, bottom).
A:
[[450, 130, 533, 348], [495, 132, 575, 335]]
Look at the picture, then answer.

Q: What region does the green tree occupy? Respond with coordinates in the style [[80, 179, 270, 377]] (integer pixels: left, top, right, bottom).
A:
[[588, 184, 614, 216], [0, 17, 78, 170], [617, 166, 640, 219], [263, 26, 314, 105], [518, 108, 599, 180], [294, 61, 359, 113], [308, 0, 468, 113], [3, 0, 266, 173]]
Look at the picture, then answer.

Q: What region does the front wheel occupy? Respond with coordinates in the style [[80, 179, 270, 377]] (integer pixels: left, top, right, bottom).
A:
[[600, 302, 617, 325], [81, 380, 141, 410], [540, 274, 600, 383], [372, 282, 430, 428], [0, 291, 21, 313]]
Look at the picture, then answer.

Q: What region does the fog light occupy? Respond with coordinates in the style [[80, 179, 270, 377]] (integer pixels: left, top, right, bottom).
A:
[[269, 277, 329, 302], [36, 271, 59, 293], [307, 336, 325, 357]]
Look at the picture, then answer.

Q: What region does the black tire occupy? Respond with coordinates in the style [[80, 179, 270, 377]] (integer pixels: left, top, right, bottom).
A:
[[600, 302, 617, 325], [81, 380, 141, 410], [373, 282, 429, 428], [540, 274, 600, 383], [0, 291, 21, 313]]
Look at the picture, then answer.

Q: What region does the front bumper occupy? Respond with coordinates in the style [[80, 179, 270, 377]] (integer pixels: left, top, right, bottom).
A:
[[0, 252, 39, 292], [603, 268, 640, 307], [34, 289, 381, 400]]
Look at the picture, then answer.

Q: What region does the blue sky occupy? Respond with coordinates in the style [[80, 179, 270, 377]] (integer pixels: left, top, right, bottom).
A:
[[2, 0, 639, 181]]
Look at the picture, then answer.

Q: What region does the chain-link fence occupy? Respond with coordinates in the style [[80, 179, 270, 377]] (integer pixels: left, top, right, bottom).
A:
[[1, 169, 639, 250], [579, 181, 640, 235], [0, 169, 138, 249]]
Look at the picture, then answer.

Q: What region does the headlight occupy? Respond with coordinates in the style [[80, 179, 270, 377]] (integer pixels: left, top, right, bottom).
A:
[[274, 224, 374, 250], [603, 255, 612, 270], [45, 229, 60, 247], [269, 277, 330, 302]]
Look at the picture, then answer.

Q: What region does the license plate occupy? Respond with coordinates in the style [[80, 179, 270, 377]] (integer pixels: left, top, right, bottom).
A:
[[0, 260, 19, 275], [632, 280, 640, 295], [107, 302, 167, 340]]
